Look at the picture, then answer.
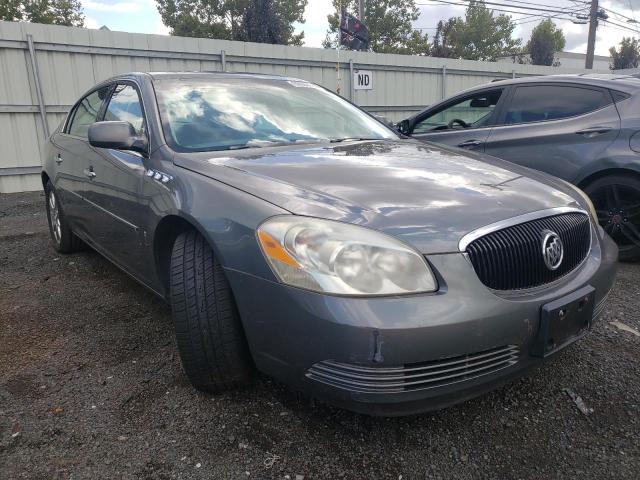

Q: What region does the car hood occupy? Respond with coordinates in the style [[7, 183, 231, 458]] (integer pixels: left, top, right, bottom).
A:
[[174, 140, 581, 253]]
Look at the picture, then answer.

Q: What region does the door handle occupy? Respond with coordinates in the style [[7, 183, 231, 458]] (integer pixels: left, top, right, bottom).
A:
[[55, 154, 63, 164], [575, 127, 612, 137], [83, 168, 96, 179], [457, 139, 483, 148]]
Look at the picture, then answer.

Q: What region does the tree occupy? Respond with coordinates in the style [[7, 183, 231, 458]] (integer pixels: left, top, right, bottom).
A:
[[610, 37, 640, 70], [50, 0, 84, 27], [241, 0, 282, 44], [0, 0, 84, 26], [322, 0, 430, 55], [526, 19, 565, 66], [155, 0, 307, 45], [0, 0, 24, 22], [430, 1, 521, 61]]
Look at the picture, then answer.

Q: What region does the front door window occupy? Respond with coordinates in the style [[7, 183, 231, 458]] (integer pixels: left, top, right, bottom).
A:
[[412, 90, 503, 134]]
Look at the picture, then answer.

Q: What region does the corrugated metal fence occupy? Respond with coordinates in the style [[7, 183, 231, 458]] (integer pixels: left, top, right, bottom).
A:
[[0, 20, 610, 193]]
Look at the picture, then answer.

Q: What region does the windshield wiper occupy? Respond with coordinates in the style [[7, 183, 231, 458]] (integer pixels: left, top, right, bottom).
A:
[[245, 139, 320, 148], [328, 137, 380, 143]]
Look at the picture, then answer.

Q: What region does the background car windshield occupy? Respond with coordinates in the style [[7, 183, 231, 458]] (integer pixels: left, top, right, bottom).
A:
[[154, 78, 396, 151]]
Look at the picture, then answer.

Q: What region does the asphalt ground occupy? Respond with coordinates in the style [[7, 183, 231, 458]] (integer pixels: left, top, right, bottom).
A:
[[1, 191, 639, 479]]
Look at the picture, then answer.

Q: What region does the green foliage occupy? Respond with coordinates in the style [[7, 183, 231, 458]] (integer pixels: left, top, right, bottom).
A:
[[526, 19, 565, 66], [323, 0, 430, 55], [0, 0, 84, 26], [431, 1, 520, 61], [155, 0, 307, 45], [1, 0, 24, 22], [610, 37, 640, 70]]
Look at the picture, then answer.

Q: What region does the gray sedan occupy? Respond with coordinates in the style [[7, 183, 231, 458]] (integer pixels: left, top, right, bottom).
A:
[[42, 72, 617, 415], [398, 74, 640, 261]]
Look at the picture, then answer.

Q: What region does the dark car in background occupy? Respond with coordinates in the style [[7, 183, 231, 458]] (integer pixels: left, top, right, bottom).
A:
[[42, 72, 617, 415], [398, 74, 640, 261]]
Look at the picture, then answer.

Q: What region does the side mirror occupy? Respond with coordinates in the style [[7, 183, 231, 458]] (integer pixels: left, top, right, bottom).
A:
[[397, 119, 411, 135], [88, 121, 147, 155]]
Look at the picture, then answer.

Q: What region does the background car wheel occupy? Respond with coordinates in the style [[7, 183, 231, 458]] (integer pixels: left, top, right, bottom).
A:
[[44, 181, 83, 253], [170, 230, 253, 393], [584, 174, 640, 262]]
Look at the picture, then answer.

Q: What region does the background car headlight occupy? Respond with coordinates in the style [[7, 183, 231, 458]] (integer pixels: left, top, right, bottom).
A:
[[555, 178, 598, 222], [257, 216, 437, 296]]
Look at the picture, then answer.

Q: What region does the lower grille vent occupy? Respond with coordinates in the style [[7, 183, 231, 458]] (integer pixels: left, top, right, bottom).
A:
[[306, 345, 520, 394]]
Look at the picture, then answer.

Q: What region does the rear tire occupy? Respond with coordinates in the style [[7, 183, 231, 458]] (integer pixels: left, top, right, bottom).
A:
[[583, 174, 640, 262], [44, 180, 83, 253], [170, 230, 253, 393]]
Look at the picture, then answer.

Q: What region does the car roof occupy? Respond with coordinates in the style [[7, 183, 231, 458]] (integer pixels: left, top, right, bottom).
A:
[[102, 71, 302, 83], [483, 73, 640, 91]]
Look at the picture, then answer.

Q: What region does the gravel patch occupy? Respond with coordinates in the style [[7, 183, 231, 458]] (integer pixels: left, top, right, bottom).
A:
[[1, 191, 638, 479]]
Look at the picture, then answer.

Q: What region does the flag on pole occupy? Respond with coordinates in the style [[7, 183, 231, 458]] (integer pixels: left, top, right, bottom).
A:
[[339, 9, 369, 51]]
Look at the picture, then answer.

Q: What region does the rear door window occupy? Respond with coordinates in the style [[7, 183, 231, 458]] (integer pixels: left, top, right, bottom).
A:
[[503, 85, 611, 125]]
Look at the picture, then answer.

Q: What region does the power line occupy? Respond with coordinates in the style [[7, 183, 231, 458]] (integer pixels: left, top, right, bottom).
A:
[[514, 12, 583, 25], [601, 18, 640, 34], [418, 0, 584, 16], [599, 6, 637, 24], [511, 4, 590, 25], [627, 0, 639, 35], [497, 0, 587, 11]]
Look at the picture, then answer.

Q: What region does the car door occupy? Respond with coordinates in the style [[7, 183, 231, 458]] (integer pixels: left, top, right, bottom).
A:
[[53, 85, 113, 233], [81, 82, 150, 274], [405, 88, 507, 151], [483, 83, 621, 182]]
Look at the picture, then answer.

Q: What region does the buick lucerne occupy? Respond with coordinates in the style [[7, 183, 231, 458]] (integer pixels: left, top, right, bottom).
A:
[[41, 72, 618, 415]]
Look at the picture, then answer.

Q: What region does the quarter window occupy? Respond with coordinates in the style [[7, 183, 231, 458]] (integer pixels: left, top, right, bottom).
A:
[[103, 84, 146, 136], [503, 85, 610, 125], [413, 90, 503, 134], [67, 87, 110, 138]]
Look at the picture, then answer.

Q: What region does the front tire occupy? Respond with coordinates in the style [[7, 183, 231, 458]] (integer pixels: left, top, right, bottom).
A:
[[584, 174, 640, 262], [170, 230, 253, 393], [44, 181, 83, 253]]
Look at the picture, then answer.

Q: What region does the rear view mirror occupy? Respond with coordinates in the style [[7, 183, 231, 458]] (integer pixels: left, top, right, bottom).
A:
[[397, 119, 410, 135], [88, 121, 147, 155], [470, 97, 491, 108]]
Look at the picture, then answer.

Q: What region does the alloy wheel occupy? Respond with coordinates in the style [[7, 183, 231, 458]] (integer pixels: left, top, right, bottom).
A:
[[592, 183, 640, 248], [48, 190, 62, 244]]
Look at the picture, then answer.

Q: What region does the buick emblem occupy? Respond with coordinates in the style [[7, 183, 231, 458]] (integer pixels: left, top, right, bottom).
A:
[[541, 230, 563, 271]]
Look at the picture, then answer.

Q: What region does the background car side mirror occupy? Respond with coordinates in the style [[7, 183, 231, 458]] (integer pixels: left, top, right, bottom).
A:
[[88, 121, 147, 155], [397, 119, 411, 135]]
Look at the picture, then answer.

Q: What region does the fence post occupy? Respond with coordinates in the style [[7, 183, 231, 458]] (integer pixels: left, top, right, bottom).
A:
[[349, 59, 355, 103], [441, 65, 447, 99], [26, 34, 49, 140], [512, 69, 516, 79], [221, 50, 226, 72]]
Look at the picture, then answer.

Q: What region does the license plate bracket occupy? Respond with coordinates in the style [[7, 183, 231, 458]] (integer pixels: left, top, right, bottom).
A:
[[531, 285, 595, 358]]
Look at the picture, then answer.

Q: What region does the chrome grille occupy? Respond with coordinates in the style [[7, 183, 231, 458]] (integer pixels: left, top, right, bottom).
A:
[[466, 213, 591, 290], [306, 345, 520, 394]]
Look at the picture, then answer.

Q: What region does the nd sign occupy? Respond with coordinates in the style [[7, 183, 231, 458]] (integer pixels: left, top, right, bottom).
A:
[[354, 70, 373, 90]]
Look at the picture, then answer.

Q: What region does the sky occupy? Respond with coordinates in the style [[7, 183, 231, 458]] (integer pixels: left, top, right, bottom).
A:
[[81, 0, 640, 57]]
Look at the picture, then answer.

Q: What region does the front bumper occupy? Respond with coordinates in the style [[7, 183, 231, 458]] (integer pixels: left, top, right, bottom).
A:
[[226, 231, 618, 416]]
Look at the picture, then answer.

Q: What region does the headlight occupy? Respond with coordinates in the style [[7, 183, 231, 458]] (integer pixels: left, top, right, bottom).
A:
[[576, 187, 598, 223], [257, 216, 437, 296], [557, 178, 598, 222]]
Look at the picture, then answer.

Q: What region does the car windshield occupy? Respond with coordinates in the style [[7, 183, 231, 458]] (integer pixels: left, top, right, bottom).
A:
[[154, 77, 397, 152]]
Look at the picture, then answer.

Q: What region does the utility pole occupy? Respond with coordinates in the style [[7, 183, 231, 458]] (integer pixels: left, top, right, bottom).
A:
[[358, 0, 364, 21], [585, 0, 598, 69]]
